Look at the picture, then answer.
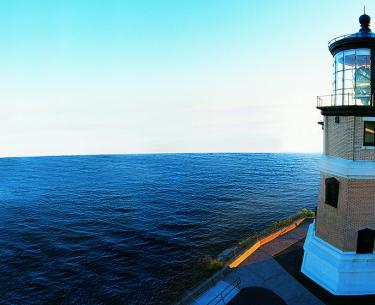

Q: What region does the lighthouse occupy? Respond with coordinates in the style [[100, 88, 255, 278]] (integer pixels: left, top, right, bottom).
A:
[[301, 12, 375, 295]]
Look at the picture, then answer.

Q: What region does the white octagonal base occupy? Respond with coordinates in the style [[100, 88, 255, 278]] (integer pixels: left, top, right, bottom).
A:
[[302, 222, 375, 295]]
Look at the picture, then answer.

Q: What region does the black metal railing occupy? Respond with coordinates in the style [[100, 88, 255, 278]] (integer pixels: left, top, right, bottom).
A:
[[176, 267, 230, 305], [206, 278, 241, 305], [317, 93, 374, 107], [328, 32, 375, 47]]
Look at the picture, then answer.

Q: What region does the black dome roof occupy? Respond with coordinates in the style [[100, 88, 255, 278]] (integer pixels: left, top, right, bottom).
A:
[[359, 13, 371, 32], [328, 13, 375, 55]]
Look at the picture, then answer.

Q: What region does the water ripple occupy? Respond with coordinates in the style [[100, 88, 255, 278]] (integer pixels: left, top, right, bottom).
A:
[[0, 153, 320, 304]]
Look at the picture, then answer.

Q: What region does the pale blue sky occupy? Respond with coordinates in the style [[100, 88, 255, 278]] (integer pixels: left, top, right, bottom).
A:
[[0, 0, 370, 156]]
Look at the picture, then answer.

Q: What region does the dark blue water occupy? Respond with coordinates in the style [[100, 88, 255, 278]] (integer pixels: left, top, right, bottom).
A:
[[0, 153, 320, 304]]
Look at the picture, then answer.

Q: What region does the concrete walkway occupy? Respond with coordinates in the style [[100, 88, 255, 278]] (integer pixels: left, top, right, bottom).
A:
[[199, 222, 325, 305]]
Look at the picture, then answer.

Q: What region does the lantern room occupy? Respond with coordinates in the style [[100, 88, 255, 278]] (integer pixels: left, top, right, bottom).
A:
[[318, 13, 375, 109]]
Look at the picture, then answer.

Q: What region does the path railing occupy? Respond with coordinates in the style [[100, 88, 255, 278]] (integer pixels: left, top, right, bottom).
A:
[[177, 267, 230, 305], [206, 278, 241, 305]]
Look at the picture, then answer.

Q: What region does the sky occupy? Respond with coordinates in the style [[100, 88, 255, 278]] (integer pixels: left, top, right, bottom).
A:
[[0, 0, 370, 157]]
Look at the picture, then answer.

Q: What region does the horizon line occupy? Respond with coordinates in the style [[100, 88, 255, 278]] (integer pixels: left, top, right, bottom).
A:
[[0, 151, 323, 159]]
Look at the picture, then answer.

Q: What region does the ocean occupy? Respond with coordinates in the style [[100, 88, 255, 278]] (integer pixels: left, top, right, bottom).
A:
[[0, 153, 320, 304]]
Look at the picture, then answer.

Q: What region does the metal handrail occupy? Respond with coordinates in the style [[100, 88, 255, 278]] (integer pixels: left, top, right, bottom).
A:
[[206, 278, 241, 305], [317, 93, 374, 107], [328, 32, 375, 47]]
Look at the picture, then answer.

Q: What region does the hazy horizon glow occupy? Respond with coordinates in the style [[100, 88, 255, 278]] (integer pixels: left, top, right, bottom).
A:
[[0, 0, 369, 157]]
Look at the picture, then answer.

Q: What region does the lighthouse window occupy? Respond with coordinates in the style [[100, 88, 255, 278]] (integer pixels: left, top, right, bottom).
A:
[[357, 228, 375, 254], [325, 177, 339, 208], [363, 121, 375, 146]]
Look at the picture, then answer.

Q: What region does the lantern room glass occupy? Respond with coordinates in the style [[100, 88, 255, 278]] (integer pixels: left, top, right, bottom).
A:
[[333, 48, 371, 105]]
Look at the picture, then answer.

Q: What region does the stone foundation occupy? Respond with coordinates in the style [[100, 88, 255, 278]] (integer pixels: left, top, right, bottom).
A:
[[302, 222, 375, 295]]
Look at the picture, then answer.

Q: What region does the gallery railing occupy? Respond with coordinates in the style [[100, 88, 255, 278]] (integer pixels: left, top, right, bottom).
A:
[[317, 93, 374, 107], [328, 32, 375, 47]]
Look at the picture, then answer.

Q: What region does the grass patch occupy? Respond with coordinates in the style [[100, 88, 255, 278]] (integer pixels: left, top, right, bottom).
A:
[[270, 218, 293, 231], [200, 256, 225, 273], [238, 235, 258, 249], [238, 208, 315, 250], [295, 208, 315, 218], [271, 208, 315, 231]]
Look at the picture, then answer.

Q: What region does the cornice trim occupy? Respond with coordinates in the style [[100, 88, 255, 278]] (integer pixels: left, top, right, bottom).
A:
[[320, 155, 375, 179]]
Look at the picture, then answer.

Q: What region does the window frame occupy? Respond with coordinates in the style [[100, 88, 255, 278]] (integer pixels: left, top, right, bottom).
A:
[[363, 121, 375, 146], [357, 228, 375, 254], [325, 177, 339, 208]]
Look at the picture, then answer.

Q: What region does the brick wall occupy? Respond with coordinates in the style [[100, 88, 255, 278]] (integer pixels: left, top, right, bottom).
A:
[[324, 116, 375, 161], [324, 116, 354, 159], [316, 173, 375, 252]]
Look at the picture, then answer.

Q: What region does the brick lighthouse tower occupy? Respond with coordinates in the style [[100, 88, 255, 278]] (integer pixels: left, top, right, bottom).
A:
[[302, 12, 375, 295]]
